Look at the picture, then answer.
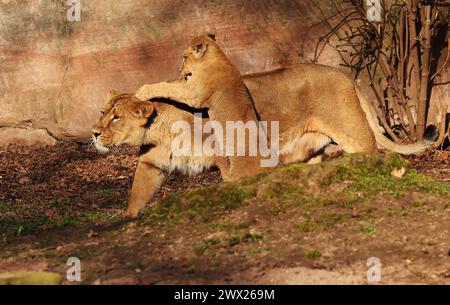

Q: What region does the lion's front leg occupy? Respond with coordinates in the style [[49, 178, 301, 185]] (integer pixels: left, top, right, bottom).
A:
[[135, 80, 203, 108], [124, 159, 165, 219]]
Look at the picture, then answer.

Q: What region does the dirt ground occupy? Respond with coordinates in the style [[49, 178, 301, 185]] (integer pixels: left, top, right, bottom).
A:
[[0, 142, 449, 284]]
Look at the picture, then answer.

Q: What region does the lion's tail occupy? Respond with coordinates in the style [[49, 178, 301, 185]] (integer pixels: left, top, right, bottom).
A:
[[354, 86, 431, 155]]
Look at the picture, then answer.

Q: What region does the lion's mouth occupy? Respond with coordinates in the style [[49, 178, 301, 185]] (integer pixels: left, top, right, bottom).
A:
[[93, 137, 113, 154]]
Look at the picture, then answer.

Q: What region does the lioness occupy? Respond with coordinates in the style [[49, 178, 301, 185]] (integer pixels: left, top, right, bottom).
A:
[[135, 35, 428, 157], [136, 34, 265, 180], [92, 88, 428, 218], [93, 36, 430, 217], [92, 92, 268, 218]]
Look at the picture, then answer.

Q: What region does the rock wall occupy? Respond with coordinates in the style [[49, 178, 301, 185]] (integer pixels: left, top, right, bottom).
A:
[[0, 0, 345, 146], [0, 0, 447, 146]]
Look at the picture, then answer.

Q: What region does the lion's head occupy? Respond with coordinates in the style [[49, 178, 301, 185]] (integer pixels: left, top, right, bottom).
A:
[[179, 34, 224, 78], [91, 90, 157, 153]]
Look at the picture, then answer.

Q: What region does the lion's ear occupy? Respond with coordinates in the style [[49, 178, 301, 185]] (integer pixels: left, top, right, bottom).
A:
[[192, 42, 208, 59], [137, 101, 154, 118], [105, 89, 120, 102], [207, 33, 216, 41]]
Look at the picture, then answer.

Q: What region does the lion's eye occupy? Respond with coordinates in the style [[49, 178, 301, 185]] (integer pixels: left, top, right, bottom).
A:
[[100, 110, 105, 116], [112, 115, 120, 121]]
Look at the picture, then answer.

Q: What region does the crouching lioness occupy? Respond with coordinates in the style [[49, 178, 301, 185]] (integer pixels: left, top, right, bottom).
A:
[[92, 92, 253, 218]]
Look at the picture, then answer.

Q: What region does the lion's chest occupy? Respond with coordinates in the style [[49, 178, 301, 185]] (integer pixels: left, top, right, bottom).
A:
[[158, 155, 214, 176]]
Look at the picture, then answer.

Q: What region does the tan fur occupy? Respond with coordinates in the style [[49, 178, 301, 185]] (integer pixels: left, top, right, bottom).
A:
[[92, 93, 333, 217], [93, 37, 430, 217], [92, 93, 217, 217], [136, 36, 427, 157], [92, 74, 428, 218], [135, 35, 263, 181], [242, 64, 429, 155]]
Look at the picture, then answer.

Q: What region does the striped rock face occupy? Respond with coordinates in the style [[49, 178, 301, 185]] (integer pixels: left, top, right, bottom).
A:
[[2, 0, 445, 146], [0, 0, 346, 146]]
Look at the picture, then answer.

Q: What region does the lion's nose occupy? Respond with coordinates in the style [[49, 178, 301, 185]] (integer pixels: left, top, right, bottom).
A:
[[93, 131, 102, 139]]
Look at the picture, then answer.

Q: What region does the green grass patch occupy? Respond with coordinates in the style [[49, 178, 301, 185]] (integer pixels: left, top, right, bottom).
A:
[[142, 184, 256, 226], [361, 224, 377, 235], [304, 248, 322, 259], [227, 231, 264, 247], [297, 211, 350, 232], [195, 237, 221, 255], [0, 209, 119, 238], [140, 152, 448, 230], [411, 199, 427, 207]]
